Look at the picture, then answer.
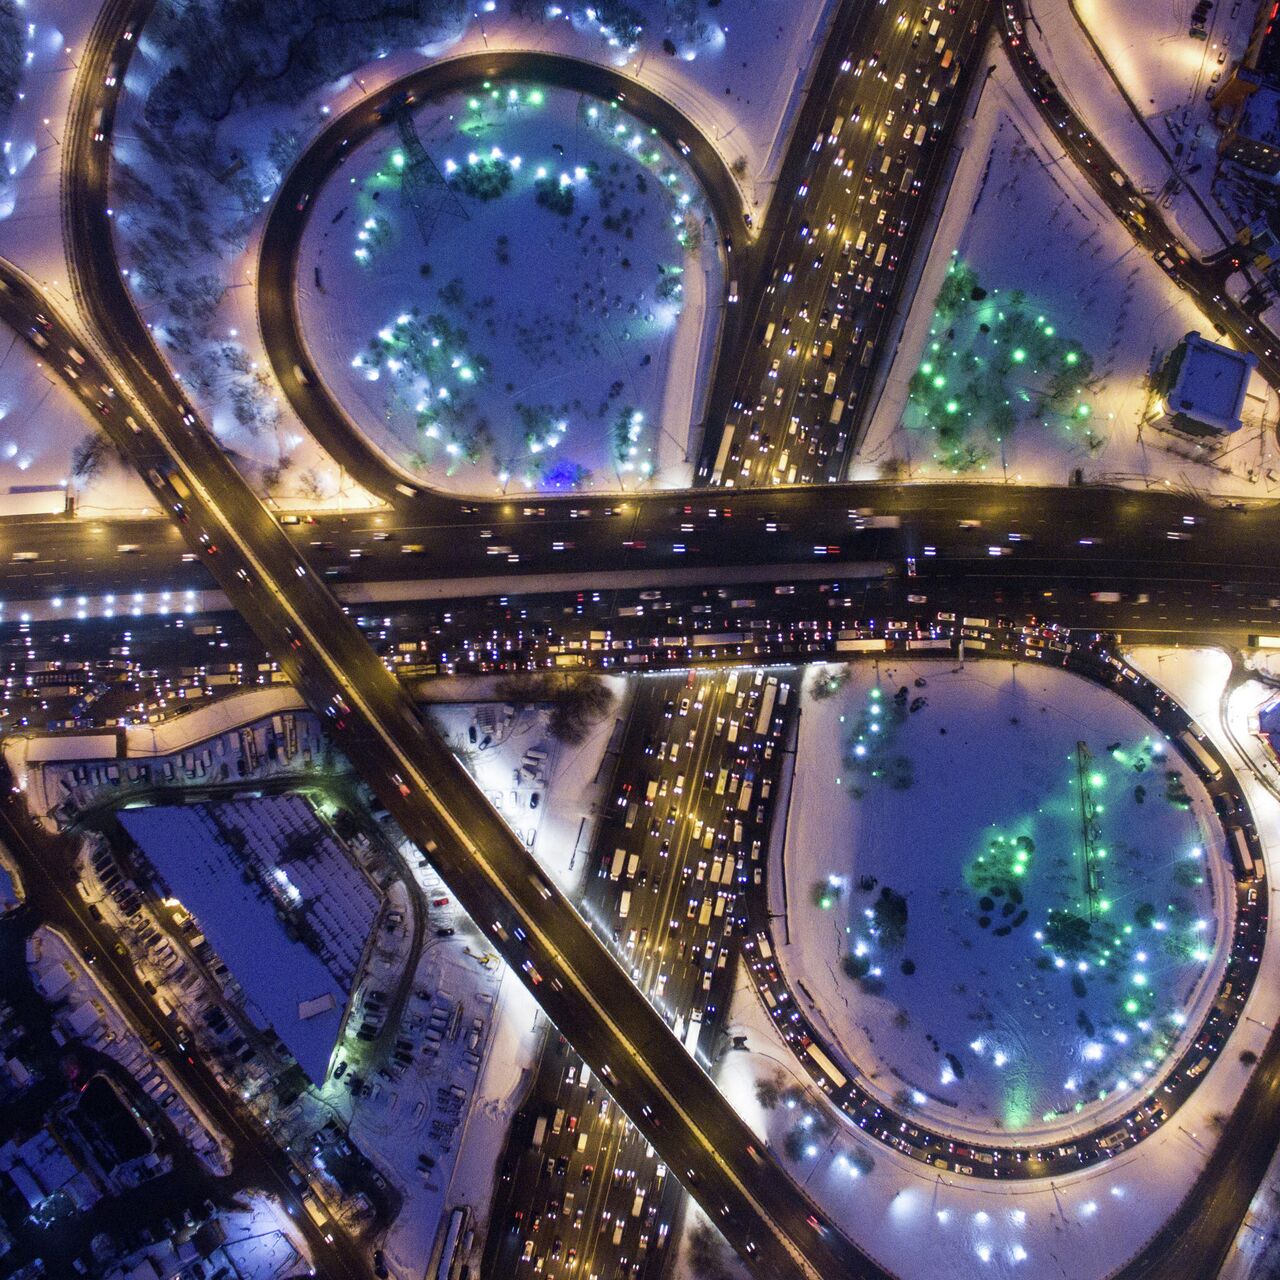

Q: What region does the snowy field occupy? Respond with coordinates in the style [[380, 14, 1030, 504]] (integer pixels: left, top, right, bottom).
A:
[[0, 320, 155, 517], [856, 54, 1280, 498], [777, 659, 1229, 1141], [100, 0, 831, 501], [0, 4, 156, 519], [0, 0, 84, 293], [709, 916, 1272, 1280], [1023, 0, 1239, 257], [299, 84, 718, 492]]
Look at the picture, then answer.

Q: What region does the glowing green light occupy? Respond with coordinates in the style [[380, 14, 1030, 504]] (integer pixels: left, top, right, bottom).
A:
[[920, 361, 933, 375], [391, 152, 405, 169], [945, 399, 959, 414], [1044, 325, 1055, 336], [528, 89, 544, 105], [1012, 348, 1026, 363], [1065, 351, 1079, 365], [1124, 999, 1139, 1014], [468, 97, 480, 109], [932, 374, 946, 388], [1077, 404, 1091, 419], [1132, 972, 1147, 987], [1099, 899, 1112, 913]]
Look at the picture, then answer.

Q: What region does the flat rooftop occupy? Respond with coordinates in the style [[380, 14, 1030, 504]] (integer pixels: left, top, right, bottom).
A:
[[1167, 331, 1256, 433], [120, 805, 348, 1084]]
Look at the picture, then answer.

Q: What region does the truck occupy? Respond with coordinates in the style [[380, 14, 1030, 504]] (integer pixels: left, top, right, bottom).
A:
[[619, 890, 632, 919], [610, 848, 627, 880], [531, 1115, 549, 1148], [806, 1043, 848, 1090], [755, 677, 778, 735], [1177, 728, 1222, 780], [709, 422, 735, 486], [1231, 826, 1260, 881], [683, 1011, 703, 1053]]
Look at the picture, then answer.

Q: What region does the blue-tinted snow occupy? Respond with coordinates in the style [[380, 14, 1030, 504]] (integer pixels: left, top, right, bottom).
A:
[[120, 806, 344, 1083]]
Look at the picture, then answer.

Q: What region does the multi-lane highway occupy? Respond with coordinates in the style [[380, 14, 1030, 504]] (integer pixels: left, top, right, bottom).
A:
[[484, 665, 795, 1278], [7, 0, 1280, 1276], [708, 0, 991, 486], [56, 3, 899, 1276]]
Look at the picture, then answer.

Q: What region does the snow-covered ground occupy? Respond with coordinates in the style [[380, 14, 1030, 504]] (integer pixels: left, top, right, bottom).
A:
[[1024, 0, 1238, 258], [709, 881, 1275, 1280], [300, 84, 718, 493], [777, 659, 1229, 1142], [102, 1193, 312, 1280], [0, 0, 88, 303], [687, 646, 1280, 1280], [337, 692, 618, 1273], [0, 321, 155, 516], [102, 0, 833, 500], [855, 51, 1280, 497]]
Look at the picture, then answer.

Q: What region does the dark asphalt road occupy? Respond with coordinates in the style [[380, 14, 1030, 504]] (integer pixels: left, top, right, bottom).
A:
[[11, 0, 1280, 1276]]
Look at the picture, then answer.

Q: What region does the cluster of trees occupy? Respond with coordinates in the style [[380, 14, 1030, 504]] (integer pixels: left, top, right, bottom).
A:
[[144, 0, 468, 129], [451, 156, 514, 201], [912, 263, 1100, 470], [0, 1, 22, 136], [535, 173, 575, 217], [493, 673, 615, 743]]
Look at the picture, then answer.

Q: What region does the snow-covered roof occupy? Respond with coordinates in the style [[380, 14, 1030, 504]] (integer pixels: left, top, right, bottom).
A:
[[1239, 82, 1280, 149], [119, 807, 347, 1085], [1164, 331, 1256, 433], [21, 732, 120, 762]]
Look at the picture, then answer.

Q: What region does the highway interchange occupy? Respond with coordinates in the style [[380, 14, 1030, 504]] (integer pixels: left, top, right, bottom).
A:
[[0, 0, 1278, 1276]]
